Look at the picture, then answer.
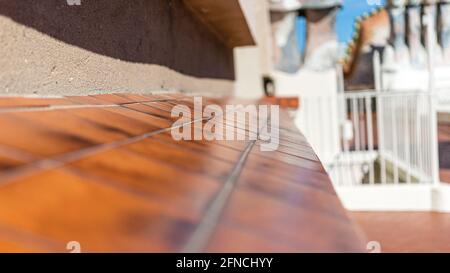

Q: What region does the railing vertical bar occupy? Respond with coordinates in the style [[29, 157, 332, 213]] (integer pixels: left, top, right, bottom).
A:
[[346, 98, 355, 186], [404, 95, 412, 184], [428, 92, 440, 185], [391, 98, 399, 184], [360, 97, 366, 153], [342, 95, 349, 187], [400, 95, 405, 183], [423, 95, 430, 178], [416, 94, 423, 181], [366, 95, 375, 184], [378, 94, 387, 184], [352, 98, 360, 152], [411, 94, 417, 170], [384, 96, 390, 183]]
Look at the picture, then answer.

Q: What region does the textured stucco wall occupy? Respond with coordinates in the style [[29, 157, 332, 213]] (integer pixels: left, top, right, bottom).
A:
[[0, 0, 235, 96]]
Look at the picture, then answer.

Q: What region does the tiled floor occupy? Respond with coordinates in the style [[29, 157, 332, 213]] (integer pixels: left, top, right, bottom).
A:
[[352, 212, 450, 252], [439, 122, 450, 183], [0, 93, 366, 252]]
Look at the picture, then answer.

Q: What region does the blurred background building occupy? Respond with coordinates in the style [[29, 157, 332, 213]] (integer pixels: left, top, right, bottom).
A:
[[236, 0, 450, 237]]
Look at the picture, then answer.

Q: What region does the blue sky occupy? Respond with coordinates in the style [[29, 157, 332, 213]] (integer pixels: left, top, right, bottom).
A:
[[296, 0, 386, 52]]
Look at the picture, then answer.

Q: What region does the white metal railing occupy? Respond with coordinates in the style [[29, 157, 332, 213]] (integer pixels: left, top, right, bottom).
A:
[[296, 90, 440, 187]]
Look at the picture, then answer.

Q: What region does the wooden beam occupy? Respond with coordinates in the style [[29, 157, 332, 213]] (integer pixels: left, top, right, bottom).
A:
[[183, 0, 255, 47]]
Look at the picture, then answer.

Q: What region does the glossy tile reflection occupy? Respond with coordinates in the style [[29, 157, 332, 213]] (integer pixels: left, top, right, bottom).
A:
[[0, 93, 366, 252]]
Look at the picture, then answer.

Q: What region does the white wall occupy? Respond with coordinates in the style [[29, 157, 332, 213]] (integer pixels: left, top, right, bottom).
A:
[[234, 0, 272, 99], [273, 69, 341, 164]]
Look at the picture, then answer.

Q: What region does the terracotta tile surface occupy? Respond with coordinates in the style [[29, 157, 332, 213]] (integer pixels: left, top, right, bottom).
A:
[[352, 212, 450, 253], [0, 93, 366, 252], [0, 154, 25, 172], [65, 95, 111, 105], [260, 96, 300, 109], [0, 97, 75, 109], [0, 114, 99, 158]]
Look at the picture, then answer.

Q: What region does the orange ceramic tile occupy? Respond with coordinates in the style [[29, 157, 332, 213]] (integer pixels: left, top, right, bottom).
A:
[[0, 92, 367, 253], [156, 93, 191, 100], [66, 107, 161, 136], [211, 188, 366, 253], [68, 147, 221, 216], [113, 93, 159, 103], [253, 143, 319, 162], [243, 155, 336, 194], [235, 168, 346, 217], [251, 146, 325, 172], [141, 101, 180, 113], [352, 212, 450, 253], [0, 154, 25, 172], [104, 107, 174, 130], [0, 144, 39, 164], [122, 103, 179, 122], [0, 169, 204, 252], [260, 96, 300, 109], [165, 99, 201, 111], [0, 223, 61, 253], [123, 138, 237, 181], [65, 95, 112, 105], [88, 94, 136, 104], [0, 239, 38, 253], [0, 114, 98, 158], [266, 137, 315, 153], [0, 97, 74, 109], [151, 132, 243, 163], [184, 126, 251, 150], [10, 109, 129, 144], [155, 129, 250, 152], [205, 224, 301, 253]]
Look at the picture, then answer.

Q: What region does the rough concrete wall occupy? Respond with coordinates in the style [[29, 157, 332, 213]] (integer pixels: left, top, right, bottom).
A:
[[0, 0, 234, 96]]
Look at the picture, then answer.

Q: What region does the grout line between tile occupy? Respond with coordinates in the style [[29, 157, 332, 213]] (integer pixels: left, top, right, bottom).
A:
[[181, 139, 256, 253], [0, 104, 118, 114], [0, 106, 246, 185], [0, 144, 39, 162], [181, 107, 274, 252], [0, 116, 205, 185], [0, 98, 180, 114]]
